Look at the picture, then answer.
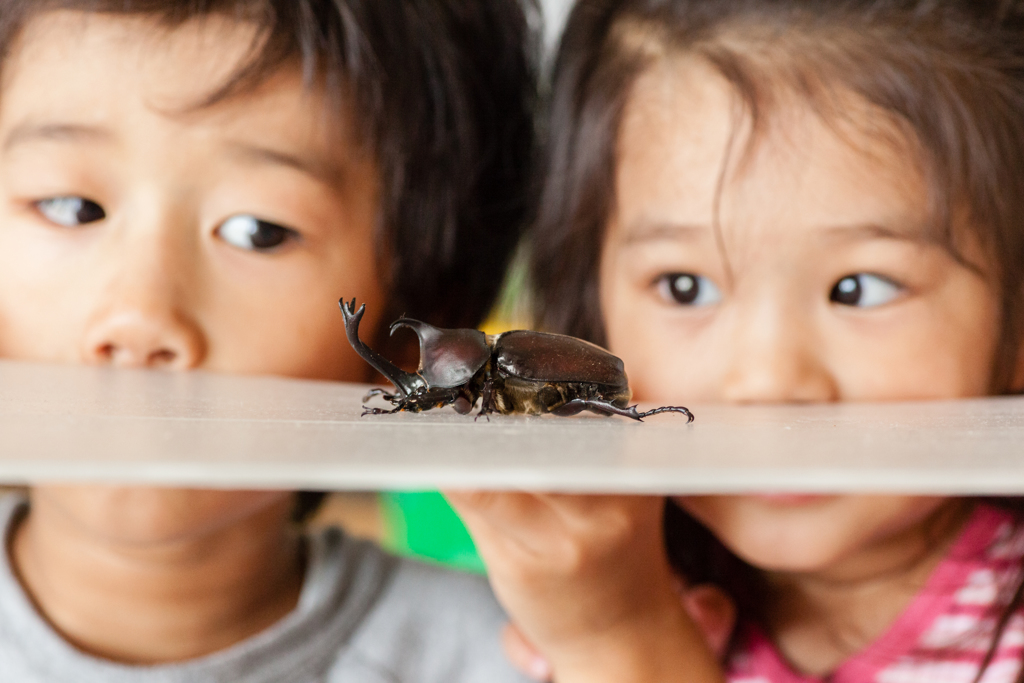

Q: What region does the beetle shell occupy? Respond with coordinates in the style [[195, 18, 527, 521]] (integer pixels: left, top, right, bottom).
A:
[[390, 318, 490, 389], [494, 330, 628, 389]]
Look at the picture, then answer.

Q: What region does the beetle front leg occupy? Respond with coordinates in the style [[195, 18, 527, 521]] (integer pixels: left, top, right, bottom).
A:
[[361, 405, 406, 416], [362, 387, 396, 403]]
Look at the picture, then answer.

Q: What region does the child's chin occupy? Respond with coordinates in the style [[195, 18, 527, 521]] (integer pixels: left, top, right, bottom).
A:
[[33, 485, 293, 545], [676, 494, 871, 572]]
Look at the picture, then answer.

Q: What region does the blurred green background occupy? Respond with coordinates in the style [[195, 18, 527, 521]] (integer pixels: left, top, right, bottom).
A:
[[381, 491, 485, 573]]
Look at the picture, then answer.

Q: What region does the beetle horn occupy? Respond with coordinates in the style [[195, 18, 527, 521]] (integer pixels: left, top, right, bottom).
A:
[[338, 299, 425, 397], [390, 318, 491, 389]]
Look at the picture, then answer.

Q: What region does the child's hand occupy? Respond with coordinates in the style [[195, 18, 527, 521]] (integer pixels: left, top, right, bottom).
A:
[[500, 582, 736, 681], [445, 492, 726, 683]]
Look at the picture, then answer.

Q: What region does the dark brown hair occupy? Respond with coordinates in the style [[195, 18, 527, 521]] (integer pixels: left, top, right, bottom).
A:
[[531, 0, 1024, 390], [531, 0, 1024, 675], [0, 0, 536, 342]]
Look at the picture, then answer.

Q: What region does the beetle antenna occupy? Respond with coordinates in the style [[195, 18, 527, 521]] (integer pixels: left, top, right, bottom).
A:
[[635, 406, 694, 423]]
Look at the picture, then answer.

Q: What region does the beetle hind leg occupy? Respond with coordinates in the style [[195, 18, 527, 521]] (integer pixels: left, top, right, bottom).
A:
[[635, 405, 694, 422], [551, 399, 694, 422], [550, 398, 640, 420]]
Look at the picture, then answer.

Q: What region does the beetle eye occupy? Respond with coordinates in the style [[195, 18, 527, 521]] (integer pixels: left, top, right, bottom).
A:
[[657, 273, 722, 307], [35, 196, 106, 227], [216, 215, 299, 252], [830, 274, 901, 308]]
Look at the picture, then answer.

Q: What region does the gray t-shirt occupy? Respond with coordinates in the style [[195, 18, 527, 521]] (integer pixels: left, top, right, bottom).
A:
[[0, 495, 531, 683]]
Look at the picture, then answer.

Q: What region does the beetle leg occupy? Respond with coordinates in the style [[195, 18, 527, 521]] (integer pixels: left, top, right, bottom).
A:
[[549, 399, 590, 417], [484, 380, 501, 412], [480, 381, 493, 411], [361, 405, 406, 416], [474, 381, 496, 422], [636, 405, 694, 422], [363, 387, 396, 403], [551, 399, 694, 422]]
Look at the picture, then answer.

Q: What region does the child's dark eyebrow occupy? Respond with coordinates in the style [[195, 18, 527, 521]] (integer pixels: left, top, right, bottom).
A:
[[3, 122, 112, 152], [227, 143, 344, 187]]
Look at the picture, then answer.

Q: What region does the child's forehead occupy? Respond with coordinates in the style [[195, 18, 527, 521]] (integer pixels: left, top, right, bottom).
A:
[[616, 57, 930, 240], [8, 11, 256, 100], [1, 10, 363, 166]]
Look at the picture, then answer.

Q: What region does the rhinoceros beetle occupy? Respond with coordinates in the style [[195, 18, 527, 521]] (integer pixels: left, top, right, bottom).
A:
[[339, 298, 693, 422]]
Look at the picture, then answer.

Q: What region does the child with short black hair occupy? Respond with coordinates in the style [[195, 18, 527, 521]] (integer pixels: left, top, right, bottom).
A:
[[0, 1, 535, 680]]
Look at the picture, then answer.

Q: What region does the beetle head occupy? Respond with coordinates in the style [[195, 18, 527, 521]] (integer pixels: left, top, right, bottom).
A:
[[390, 319, 491, 389]]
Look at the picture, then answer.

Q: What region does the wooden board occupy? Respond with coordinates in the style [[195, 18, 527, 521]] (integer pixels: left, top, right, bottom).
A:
[[1, 360, 1022, 493]]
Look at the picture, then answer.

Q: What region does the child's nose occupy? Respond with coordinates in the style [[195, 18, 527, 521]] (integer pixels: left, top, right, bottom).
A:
[[78, 233, 205, 370], [719, 306, 839, 404], [81, 308, 204, 369]]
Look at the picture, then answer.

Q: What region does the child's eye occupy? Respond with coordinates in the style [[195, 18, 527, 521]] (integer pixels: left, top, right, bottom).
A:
[[829, 274, 901, 307], [656, 273, 722, 306], [216, 215, 299, 252], [34, 197, 106, 227]]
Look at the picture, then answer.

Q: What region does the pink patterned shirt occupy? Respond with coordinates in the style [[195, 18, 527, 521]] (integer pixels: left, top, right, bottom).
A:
[[727, 505, 1024, 683]]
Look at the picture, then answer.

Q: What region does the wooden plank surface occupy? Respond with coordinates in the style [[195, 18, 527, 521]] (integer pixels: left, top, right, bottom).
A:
[[1, 360, 1022, 493]]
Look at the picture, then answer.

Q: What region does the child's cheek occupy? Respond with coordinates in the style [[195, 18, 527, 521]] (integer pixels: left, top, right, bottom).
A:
[[602, 291, 695, 404], [197, 270, 385, 382]]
